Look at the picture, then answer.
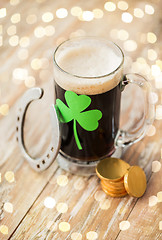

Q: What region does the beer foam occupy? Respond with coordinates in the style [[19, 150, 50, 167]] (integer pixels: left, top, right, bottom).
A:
[[54, 38, 123, 95]]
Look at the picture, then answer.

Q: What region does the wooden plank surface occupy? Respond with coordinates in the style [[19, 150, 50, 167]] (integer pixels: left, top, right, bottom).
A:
[[0, 0, 162, 239]]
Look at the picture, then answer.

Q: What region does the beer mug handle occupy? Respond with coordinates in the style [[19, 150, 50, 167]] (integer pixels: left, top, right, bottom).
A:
[[16, 88, 61, 172], [115, 73, 155, 147]]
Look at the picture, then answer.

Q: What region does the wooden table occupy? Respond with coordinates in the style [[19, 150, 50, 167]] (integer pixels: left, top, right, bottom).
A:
[[0, 0, 162, 239]]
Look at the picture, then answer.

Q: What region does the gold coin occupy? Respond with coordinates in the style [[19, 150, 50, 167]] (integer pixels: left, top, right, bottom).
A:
[[101, 180, 125, 193], [124, 166, 147, 198], [102, 179, 125, 189], [102, 186, 126, 195], [96, 158, 130, 182], [101, 183, 126, 195], [102, 186, 128, 198]]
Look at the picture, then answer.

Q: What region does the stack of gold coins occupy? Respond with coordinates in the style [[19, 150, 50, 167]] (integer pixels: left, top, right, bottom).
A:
[[96, 158, 147, 198]]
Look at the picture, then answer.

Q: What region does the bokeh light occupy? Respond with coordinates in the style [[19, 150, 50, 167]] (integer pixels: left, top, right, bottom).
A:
[[86, 231, 98, 240], [0, 225, 8, 235], [93, 9, 103, 19], [149, 92, 158, 104], [118, 29, 129, 40], [13, 68, 28, 80], [4, 202, 13, 213], [7, 25, 16, 36], [99, 199, 111, 210], [34, 26, 45, 38], [5, 171, 15, 182], [157, 191, 162, 202], [11, 13, 21, 23], [149, 195, 158, 206], [10, 0, 20, 6], [155, 105, 162, 120], [57, 175, 68, 186], [42, 12, 54, 22], [31, 58, 42, 70], [124, 40, 137, 52], [122, 12, 133, 23], [25, 76, 36, 88], [155, 73, 162, 89], [19, 37, 30, 48], [156, 60, 162, 70], [9, 35, 19, 46], [147, 32, 157, 43], [56, 8, 68, 18], [119, 221, 130, 231], [94, 190, 106, 201], [71, 6, 82, 17], [59, 222, 70, 232], [104, 2, 116, 12], [131, 59, 151, 75], [145, 4, 154, 15], [133, 8, 144, 18], [44, 196, 56, 209], [71, 232, 82, 240], [56, 202, 68, 213], [152, 161, 161, 173], [82, 11, 94, 21], [44, 25, 55, 36], [146, 125, 156, 136], [117, 1, 128, 11], [151, 65, 161, 77], [147, 49, 158, 61], [0, 8, 7, 18], [0, 104, 9, 116]]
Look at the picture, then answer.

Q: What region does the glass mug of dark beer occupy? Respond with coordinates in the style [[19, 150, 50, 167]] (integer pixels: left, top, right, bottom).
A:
[[17, 37, 154, 175]]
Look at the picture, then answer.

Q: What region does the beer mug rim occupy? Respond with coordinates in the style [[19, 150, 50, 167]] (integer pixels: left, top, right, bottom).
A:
[[53, 36, 124, 79]]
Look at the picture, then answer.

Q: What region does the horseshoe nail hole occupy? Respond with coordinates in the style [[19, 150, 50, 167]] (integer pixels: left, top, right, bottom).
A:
[[51, 147, 54, 152], [42, 160, 45, 164], [47, 154, 50, 158], [16, 137, 18, 142], [17, 117, 20, 121], [19, 108, 22, 111], [37, 164, 40, 168], [16, 127, 18, 131]]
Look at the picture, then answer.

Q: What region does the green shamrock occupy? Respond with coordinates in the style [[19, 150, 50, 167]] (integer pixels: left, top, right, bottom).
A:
[[55, 91, 102, 150]]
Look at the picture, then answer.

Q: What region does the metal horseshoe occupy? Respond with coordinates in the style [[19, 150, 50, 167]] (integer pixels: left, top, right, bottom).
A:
[[16, 87, 61, 172]]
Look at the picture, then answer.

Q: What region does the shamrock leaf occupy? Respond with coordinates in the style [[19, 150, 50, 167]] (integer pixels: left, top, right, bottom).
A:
[[55, 99, 73, 123], [77, 110, 102, 131], [55, 91, 102, 150], [65, 91, 91, 113]]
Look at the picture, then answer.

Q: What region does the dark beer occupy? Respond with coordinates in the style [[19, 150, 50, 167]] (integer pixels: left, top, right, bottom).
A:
[[55, 82, 121, 161], [54, 37, 123, 162]]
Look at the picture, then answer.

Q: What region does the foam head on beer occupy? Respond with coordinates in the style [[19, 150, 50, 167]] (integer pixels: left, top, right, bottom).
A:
[[54, 38, 123, 95]]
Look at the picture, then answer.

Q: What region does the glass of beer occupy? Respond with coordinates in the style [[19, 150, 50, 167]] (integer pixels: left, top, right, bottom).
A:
[[17, 37, 154, 175]]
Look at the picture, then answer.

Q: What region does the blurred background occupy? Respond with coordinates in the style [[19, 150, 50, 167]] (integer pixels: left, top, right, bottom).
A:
[[0, 1, 162, 238], [0, 0, 161, 157]]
